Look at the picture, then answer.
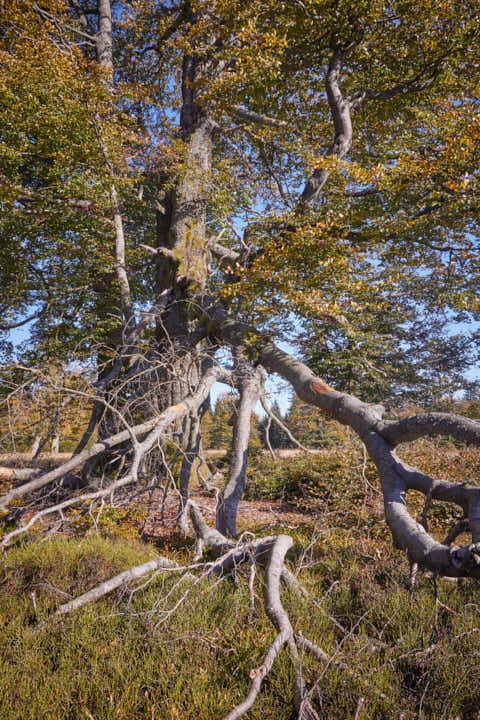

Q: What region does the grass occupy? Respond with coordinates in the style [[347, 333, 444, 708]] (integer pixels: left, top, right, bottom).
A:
[[1, 438, 480, 719]]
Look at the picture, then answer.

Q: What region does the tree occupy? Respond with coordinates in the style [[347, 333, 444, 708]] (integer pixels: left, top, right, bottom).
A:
[[0, 366, 93, 454], [209, 393, 236, 450], [1, 1, 480, 714], [299, 304, 480, 406], [259, 400, 291, 449], [285, 396, 345, 448]]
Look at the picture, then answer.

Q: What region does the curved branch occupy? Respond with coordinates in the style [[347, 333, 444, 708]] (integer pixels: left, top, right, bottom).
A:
[[230, 104, 288, 128], [260, 391, 315, 454], [208, 308, 480, 578], [221, 536, 294, 720], [381, 412, 480, 447], [0, 304, 49, 332], [54, 555, 181, 617], [299, 45, 354, 207], [0, 366, 224, 511]]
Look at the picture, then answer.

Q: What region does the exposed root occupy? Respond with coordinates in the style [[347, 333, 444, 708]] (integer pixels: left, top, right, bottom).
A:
[[191, 504, 348, 719], [220, 536, 295, 720]]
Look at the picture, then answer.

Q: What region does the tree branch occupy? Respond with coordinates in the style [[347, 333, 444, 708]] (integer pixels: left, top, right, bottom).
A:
[[207, 306, 480, 578], [231, 104, 288, 128], [299, 44, 354, 207], [0, 366, 224, 512], [381, 413, 480, 447]]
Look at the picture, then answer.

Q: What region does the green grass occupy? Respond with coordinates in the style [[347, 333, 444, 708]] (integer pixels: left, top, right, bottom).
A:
[[1, 530, 480, 719], [2, 438, 480, 719]]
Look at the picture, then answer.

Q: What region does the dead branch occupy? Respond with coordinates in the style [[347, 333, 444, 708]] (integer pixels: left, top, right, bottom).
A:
[[0, 366, 223, 513], [55, 555, 181, 616], [260, 391, 315, 455], [221, 535, 295, 720]]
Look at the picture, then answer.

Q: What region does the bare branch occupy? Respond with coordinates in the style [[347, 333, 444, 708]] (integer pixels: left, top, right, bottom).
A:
[[260, 391, 315, 455], [381, 413, 480, 447], [231, 105, 288, 128], [0, 366, 224, 512], [211, 243, 241, 263], [208, 306, 480, 578], [139, 243, 177, 262], [221, 536, 294, 720], [54, 555, 181, 617], [299, 45, 354, 207], [33, 2, 96, 42], [217, 355, 263, 537]]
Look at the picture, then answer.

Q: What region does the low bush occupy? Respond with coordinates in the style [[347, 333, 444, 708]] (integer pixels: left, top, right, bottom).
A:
[[1, 528, 480, 719]]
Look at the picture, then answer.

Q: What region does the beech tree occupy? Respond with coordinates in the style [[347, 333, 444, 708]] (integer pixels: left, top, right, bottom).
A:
[[1, 1, 480, 714]]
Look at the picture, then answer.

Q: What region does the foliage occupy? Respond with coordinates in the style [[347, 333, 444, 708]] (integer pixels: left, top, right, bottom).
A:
[[0, 366, 93, 453], [1, 0, 479, 389], [205, 392, 262, 453], [299, 304, 480, 404], [284, 397, 350, 448], [0, 0, 144, 360]]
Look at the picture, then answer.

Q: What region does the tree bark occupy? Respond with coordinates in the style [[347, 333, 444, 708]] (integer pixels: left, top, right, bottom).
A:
[[216, 354, 263, 537], [209, 309, 480, 578]]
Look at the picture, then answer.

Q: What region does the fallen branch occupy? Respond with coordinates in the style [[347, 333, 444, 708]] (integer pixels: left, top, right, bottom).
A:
[[221, 536, 295, 720], [55, 555, 181, 616]]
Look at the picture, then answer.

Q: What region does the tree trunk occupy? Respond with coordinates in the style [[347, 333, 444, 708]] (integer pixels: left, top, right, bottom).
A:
[[216, 354, 263, 537]]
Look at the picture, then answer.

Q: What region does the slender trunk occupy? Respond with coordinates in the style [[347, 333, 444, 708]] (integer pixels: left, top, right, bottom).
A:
[[216, 355, 263, 537], [177, 411, 202, 533], [29, 435, 41, 456]]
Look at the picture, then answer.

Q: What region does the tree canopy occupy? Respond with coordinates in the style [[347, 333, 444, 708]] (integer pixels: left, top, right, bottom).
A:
[[1, 4, 480, 714], [1, 0, 479, 369]]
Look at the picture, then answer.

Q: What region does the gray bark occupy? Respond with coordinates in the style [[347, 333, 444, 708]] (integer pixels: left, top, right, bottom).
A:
[[55, 556, 180, 617], [210, 310, 480, 578], [216, 354, 263, 537], [178, 409, 203, 533], [299, 44, 355, 207], [0, 366, 225, 512]]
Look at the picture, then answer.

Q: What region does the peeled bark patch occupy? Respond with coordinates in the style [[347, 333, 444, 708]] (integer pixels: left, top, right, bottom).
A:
[[310, 379, 335, 396]]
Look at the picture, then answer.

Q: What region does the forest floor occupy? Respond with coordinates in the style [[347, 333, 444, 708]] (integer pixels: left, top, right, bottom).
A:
[[2, 440, 480, 719], [139, 488, 313, 542], [0, 450, 318, 542]]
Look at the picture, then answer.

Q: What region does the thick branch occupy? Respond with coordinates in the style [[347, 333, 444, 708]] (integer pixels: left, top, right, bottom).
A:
[[216, 355, 263, 536], [231, 104, 288, 128], [211, 243, 241, 263], [381, 413, 480, 447], [299, 45, 354, 207], [208, 308, 480, 578]]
